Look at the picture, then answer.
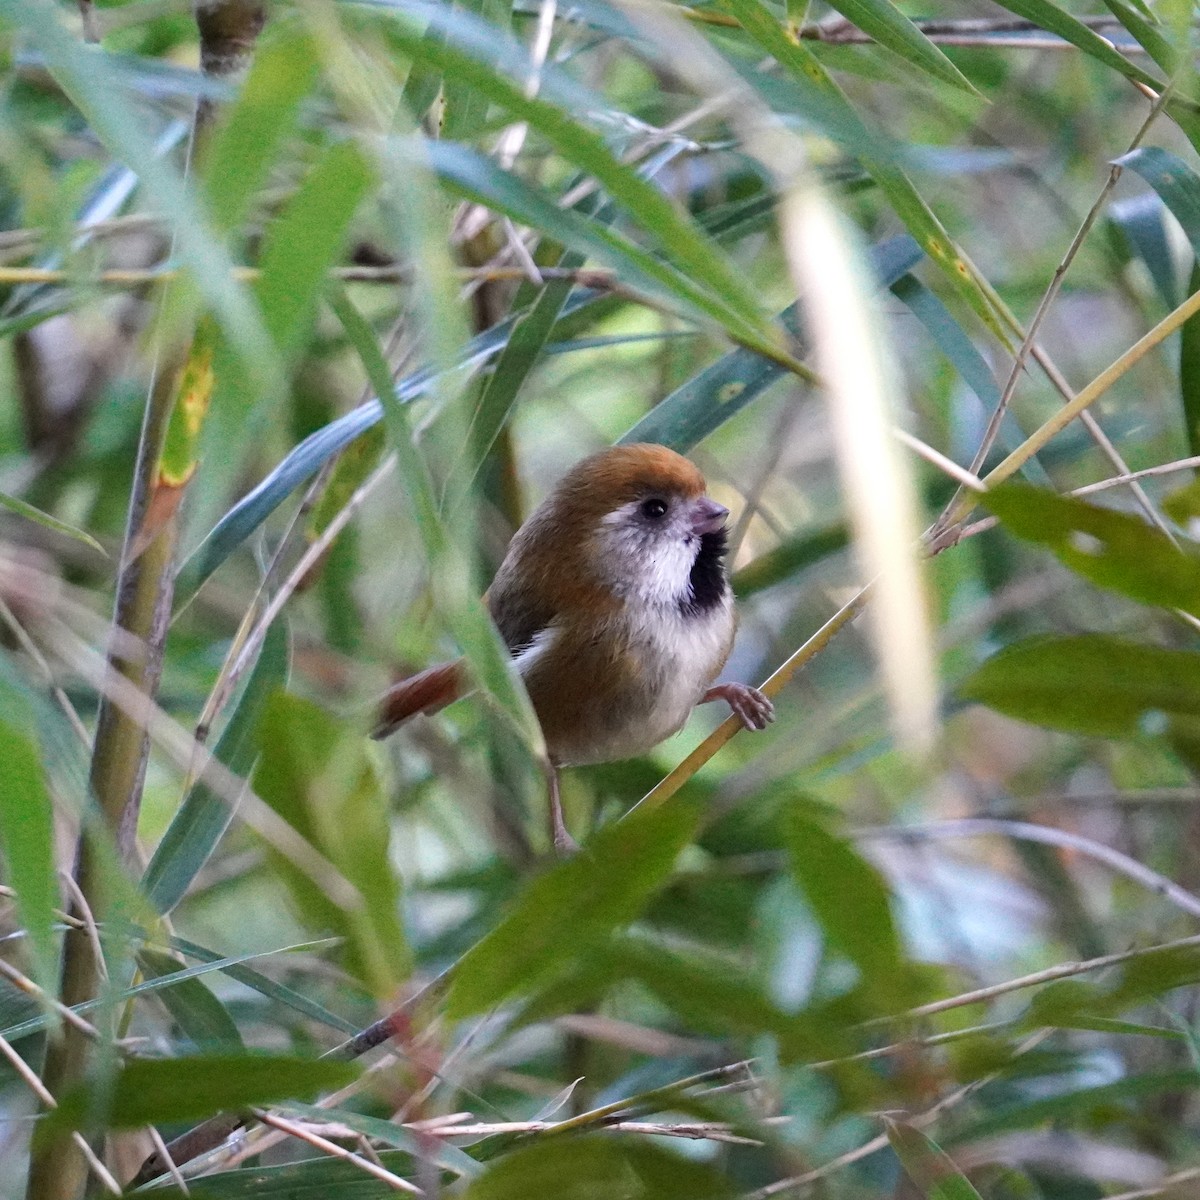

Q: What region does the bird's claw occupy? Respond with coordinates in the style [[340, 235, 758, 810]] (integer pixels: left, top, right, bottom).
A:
[[706, 682, 775, 731]]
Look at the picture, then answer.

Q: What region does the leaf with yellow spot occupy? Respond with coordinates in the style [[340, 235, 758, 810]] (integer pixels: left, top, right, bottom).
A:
[[130, 319, 217, 559], [161, 316, 217, 489]]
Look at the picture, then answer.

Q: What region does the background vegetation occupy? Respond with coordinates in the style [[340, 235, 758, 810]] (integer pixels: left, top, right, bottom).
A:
[[4, 0, 1200, 1194]]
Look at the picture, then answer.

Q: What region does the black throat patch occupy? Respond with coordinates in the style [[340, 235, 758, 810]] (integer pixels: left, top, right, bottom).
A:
[[682, 528, 728, 614]]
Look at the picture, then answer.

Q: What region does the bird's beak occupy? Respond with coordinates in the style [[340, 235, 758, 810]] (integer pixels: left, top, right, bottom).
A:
[[690, 496, 729, 536]]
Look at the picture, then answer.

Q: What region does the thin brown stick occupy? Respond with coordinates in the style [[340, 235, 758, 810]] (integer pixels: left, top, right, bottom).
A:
[[953, 81, 1174, 498], [1101, 1168, 1200, 1200], [254, 1111, 423, 1194], [856, 818, 1200, 920]]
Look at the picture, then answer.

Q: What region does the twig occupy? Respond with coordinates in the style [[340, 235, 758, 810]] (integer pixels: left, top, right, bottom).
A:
[[0, 263, 616, 286], [254, 1111, 423, 1194], [623, 586, 868, 818], [948, 80, 1175, 515], [1101, 1167, 1200, 1199], [896, 932, 1200, 1023], [856, 818, 1200, 920]]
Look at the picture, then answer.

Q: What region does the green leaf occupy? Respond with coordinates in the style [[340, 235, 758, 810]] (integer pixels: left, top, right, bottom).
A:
[[458, 249, 585, 497], [181, 290, 605, 593], [1110, 193, 1177, 310], [0, 717, 59, 1007], [1182, 260, 1200, 456], [169, 935, 358, 1035], [1117, 147, 1200, 261], [12, 0, 286, 405], [425, 141, 778, 353], [253, 691, 411, 996], [621, 235, 922, 450], [947, 1068, 1200, 1144], [0, 491, 105, 553], [1116, 149, 1200, 454], [137, 948, 244, 1050], [715, 0, 1008, 345], [446, 798, 704, 1019], [733, 523, 850, 596], [378, 8, 778, 343], [885, 1118, 984, 1200], [820, 0, 980, 95], [276, 1101, 481, 1177], [329, 285, 544, 749], [982, 483, 1200, 615], [37, 1054, 358, 1144], [986, 0, 1165, 92], [462, 1135, 736, 1200], [255, 140, 375, 363], [784, 804, 912, 1009], [960, 635, 1200, 737], [1, 937, 342, 1042], [202, 30, 320, 235], [1097, 0, 1177, 72], [142, 618, 290, 914]]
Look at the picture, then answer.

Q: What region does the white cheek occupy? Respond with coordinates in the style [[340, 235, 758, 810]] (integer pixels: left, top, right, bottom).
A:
[[597, 507, 697, 606]]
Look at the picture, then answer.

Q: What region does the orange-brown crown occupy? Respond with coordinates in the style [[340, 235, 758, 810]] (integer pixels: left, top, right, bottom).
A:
[[552, 444, 707, 519]]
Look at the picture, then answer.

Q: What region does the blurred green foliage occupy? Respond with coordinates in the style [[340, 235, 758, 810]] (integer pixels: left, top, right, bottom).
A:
[[3, 0, 1200, 1196]]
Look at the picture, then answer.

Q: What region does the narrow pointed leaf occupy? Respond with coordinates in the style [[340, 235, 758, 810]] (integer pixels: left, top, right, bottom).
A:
[[821, 0, 980, 95], [716, 0, 1009, 345], [621, 235, 922, 450], [0, 491, 104, 553], [143, 618, 290, 914]]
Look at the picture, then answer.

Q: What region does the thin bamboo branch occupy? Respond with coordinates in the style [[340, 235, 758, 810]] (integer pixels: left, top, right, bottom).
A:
[[254, 1111, 423, 1195], [0, 263, 617, 286], [864, 818, 1200, 918], [943, 81, 1174, 521], [623, 585, 869, 817]]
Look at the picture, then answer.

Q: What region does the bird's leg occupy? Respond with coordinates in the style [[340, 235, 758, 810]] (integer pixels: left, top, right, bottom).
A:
[[546, 763, 577, 854], [702, 682, 775, 731]]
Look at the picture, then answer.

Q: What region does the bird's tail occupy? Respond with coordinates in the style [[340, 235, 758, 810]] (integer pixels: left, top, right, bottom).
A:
[[372, 661, 467, 739]]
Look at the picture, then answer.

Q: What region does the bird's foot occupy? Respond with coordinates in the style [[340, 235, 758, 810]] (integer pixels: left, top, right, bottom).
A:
[[704, 682, 775, 731]]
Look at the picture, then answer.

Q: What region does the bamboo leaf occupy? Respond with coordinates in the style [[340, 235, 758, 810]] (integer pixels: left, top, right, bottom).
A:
[[180, 291, 606, 592], [885, 1119, 984, 1200], [1117, 147, 1200, 260], [715, 0, 1009, 345], [621, 234, 922, 450], [1, 937, 344, 1042], [960, 635, 1200, 737], [426, 140, 778, 352], [982, 482, 1200, 615], [137, 948, 244, 1050], [0, 717, 59, 1008], [820, 0, 980, 96], [446, 798, 703, 1019], [36, 1055, 358, 1143], [986, 0, 1165, 91], [202, 30, 320, 236], [142, 619, 290, 915], [254, 691, 411, 997], [0, 491, 105, 553], [255, 140, 375, 362], [378, 5, 779, 342], [1183, 260, 1200, 456]]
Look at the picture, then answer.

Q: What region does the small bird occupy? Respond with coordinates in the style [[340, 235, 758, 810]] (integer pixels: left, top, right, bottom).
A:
[[373, 443, 774, 849]]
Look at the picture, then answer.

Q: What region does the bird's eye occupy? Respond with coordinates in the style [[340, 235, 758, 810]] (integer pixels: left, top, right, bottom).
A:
[[640, 498, 668, 519]]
